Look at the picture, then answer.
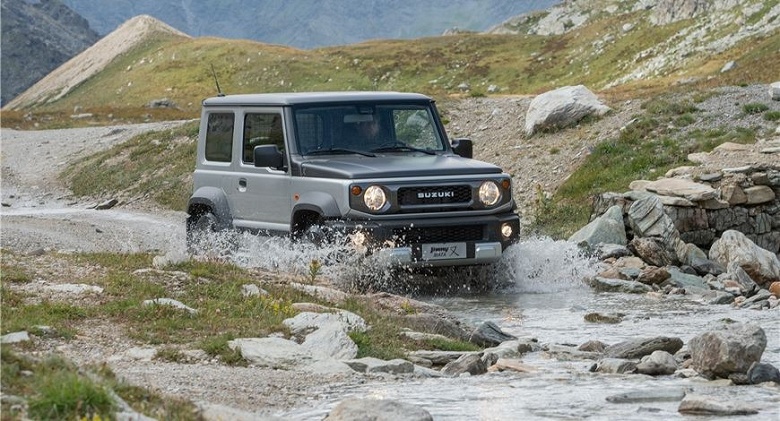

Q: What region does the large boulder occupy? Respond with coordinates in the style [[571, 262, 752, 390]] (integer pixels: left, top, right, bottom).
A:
[[771, 81, 780, 101], [568, 205, 627, 247], [709, 230, 780, 288], [524, 85, 610, 136], [688, 322, 767, 380]]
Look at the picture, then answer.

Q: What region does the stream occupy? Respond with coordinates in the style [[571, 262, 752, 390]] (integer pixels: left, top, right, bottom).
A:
[[233, 235, 780, 421]]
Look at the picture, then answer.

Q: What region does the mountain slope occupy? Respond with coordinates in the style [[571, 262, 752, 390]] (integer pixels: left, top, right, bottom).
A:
[[60, 0, 558, 48], [0, 0, 99, 105], [4, 15, 190, 111]]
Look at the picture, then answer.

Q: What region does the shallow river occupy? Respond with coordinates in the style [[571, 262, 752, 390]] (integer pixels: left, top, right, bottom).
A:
[[234, 236, 780, 421]]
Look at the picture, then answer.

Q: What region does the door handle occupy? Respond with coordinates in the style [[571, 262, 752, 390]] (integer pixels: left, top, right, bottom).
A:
[[238, 178, 247, 192]]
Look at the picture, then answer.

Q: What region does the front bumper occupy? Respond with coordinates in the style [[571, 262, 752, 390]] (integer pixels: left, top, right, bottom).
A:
[[322, 213, 520, 267]]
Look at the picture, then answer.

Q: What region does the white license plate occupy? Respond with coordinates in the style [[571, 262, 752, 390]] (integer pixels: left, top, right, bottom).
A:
[[421, 242, 467, 260]]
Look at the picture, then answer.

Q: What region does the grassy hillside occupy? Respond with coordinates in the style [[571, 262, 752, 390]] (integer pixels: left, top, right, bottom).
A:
[[2, 10, 778, 129]]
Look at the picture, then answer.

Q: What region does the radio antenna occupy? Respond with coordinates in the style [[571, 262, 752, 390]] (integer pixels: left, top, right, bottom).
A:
[[210, 64, 225, 97]]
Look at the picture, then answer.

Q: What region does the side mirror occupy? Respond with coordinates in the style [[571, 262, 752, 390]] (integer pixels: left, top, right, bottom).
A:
[[254, 145, 284, 169], [451, 138, 473, 159]]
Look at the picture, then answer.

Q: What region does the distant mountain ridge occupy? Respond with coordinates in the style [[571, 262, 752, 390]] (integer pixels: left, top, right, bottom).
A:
[[1, 0, 100, 105], [60, 0, 558, 48]]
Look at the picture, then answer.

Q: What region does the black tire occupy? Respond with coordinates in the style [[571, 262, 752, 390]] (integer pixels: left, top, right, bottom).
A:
[[186, 212, 218, 255]]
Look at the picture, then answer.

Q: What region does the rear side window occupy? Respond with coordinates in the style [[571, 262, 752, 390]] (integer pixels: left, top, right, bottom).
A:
[[205, 112, 234, 162], [243, 113, 284, 163]]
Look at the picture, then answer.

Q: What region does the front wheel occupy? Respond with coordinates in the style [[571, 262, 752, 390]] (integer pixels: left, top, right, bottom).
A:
[[187, 211, 239, 258]]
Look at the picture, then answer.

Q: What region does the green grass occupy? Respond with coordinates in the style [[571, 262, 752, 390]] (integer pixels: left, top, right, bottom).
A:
[[743, 102, 770, 114], [528, 94, 759, 238], [765, 110, 780, 121], [62, 122, 198, 211]]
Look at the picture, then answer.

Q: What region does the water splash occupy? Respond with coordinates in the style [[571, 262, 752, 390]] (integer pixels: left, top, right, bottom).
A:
[[190, 231, 597, 295], [497, 236, 597, 293]]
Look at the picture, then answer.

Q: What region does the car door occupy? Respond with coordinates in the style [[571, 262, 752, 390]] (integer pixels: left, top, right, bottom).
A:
[[228, 108, 292, 233]]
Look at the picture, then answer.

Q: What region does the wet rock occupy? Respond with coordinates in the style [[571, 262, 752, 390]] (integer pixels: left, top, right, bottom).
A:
[[747, 362, 780, 384], [689, 322, 766, 379], [584, 312, 624, 324], [578, 340, 607, 353], [606, 388, 686, 403], [709, 230, 780, 288], [489, 358, 538, 374], [343, 357, 414, 375], [593, 243, 632, 260], [441, 352, 497, 376], [468, 321, 517, 347], [720, 263, 760, 297], [406, 350, 471, 366], [325, 398, 432, 421], [662, 267, 709, 293], [605, 336, 683, 359], [568, 205, 627, 247], [769, 281, 780, 297], [636, 266, 670, 285], [678, 395, 758, 416], [627, 195, 678, 239], [737, 289, 772, 309], [688, 257, 725, 276], [589, 277, 652, 294], [403, 313, 470, 341], [591, 358, 637, 374], [545, 344, 602, 360], [702, 290, 735, 305], [483, 338, 540, 358], [628, 237, 678, 267], [635, 350, 678, 376]]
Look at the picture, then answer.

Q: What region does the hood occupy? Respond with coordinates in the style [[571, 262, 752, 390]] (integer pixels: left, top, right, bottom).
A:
[[299, 154, 503, 179]]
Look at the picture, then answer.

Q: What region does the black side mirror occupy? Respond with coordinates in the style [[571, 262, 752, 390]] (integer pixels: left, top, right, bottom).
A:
[[451, 138, 473, 159], [254, 145, 284, 169]]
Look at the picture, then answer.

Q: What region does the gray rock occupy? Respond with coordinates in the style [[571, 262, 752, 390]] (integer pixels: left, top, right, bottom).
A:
[[568, 205, 627, 247], [325, 398, 433, 421], [578, 340, 607, 353], [678, 395, 758, 416], [702, 290, 735, 305], [343, 357, 414, 375], [441, 352, 496, 376], [590, 277, 652, 294], [644, 178, 716, 202], [406, 350, 472, 366], [710, 230, 780, 288], [0, 331, 30, 344], [747, 361, 780, 384], [606, 388, 686, 403], [591, 358, 637, 374], [635, 350, 678, 376], [627, 195, 679, 240], [524, 85, 611, 136], [142, 298, 197, 315], [629, 237, 678, 267], [605, 337, 683, 359], [689, 322, 766, 379], [593, 243, 633, 260], [483, 338, 540, 358], [636, 266, 670, 285], [772, 81, 780, 101], [468, 321, 517, 347], [663, 267, 710, 293]]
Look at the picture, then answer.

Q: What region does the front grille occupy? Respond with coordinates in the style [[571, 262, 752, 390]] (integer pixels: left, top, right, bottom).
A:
[[391, 225, 484, 245], [398, 185, 471, 206]]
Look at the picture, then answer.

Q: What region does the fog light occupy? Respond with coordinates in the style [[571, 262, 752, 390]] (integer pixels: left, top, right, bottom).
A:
[[501, 223, 514, 239]]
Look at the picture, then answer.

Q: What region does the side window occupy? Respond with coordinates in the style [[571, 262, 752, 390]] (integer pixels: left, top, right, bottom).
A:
[[205, 112, 234, 162], [243, 113, 284, 164]]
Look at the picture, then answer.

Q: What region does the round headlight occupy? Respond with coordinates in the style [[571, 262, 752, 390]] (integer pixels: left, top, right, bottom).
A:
[[478, 181, 501, 206], [363, 185, 387, 211]]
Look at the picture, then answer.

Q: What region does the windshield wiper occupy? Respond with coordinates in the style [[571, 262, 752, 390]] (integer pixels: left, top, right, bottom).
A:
[[370, 144, 436, 155], [306, 148, 376, 157]]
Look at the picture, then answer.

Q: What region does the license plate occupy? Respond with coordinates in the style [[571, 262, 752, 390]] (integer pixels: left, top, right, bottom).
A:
[[421, 242, 467, 260]]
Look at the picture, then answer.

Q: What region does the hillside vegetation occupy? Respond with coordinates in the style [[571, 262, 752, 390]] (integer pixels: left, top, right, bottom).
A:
[[2, 0, 778, 129]]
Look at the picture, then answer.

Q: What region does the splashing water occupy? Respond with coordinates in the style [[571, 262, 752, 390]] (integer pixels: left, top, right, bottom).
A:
[[497, 236, 598, 293], [191, 231, 598, 296]]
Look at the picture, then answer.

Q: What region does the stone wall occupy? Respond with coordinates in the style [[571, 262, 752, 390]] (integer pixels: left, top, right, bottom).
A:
[[591, 166, 780, 255]]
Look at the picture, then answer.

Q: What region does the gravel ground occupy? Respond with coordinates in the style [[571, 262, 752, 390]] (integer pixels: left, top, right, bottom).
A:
[[2, 85, 779, 418]]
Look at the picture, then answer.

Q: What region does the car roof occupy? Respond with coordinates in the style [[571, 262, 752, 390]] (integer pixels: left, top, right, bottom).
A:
[[202, 91, 433, 107]]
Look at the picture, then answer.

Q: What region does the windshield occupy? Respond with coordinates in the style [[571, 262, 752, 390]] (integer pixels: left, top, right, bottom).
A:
[[293, 103, 446, 156]]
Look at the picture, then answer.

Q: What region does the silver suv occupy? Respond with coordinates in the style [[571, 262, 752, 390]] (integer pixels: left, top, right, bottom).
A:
[[187, 92, 520, 266]]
